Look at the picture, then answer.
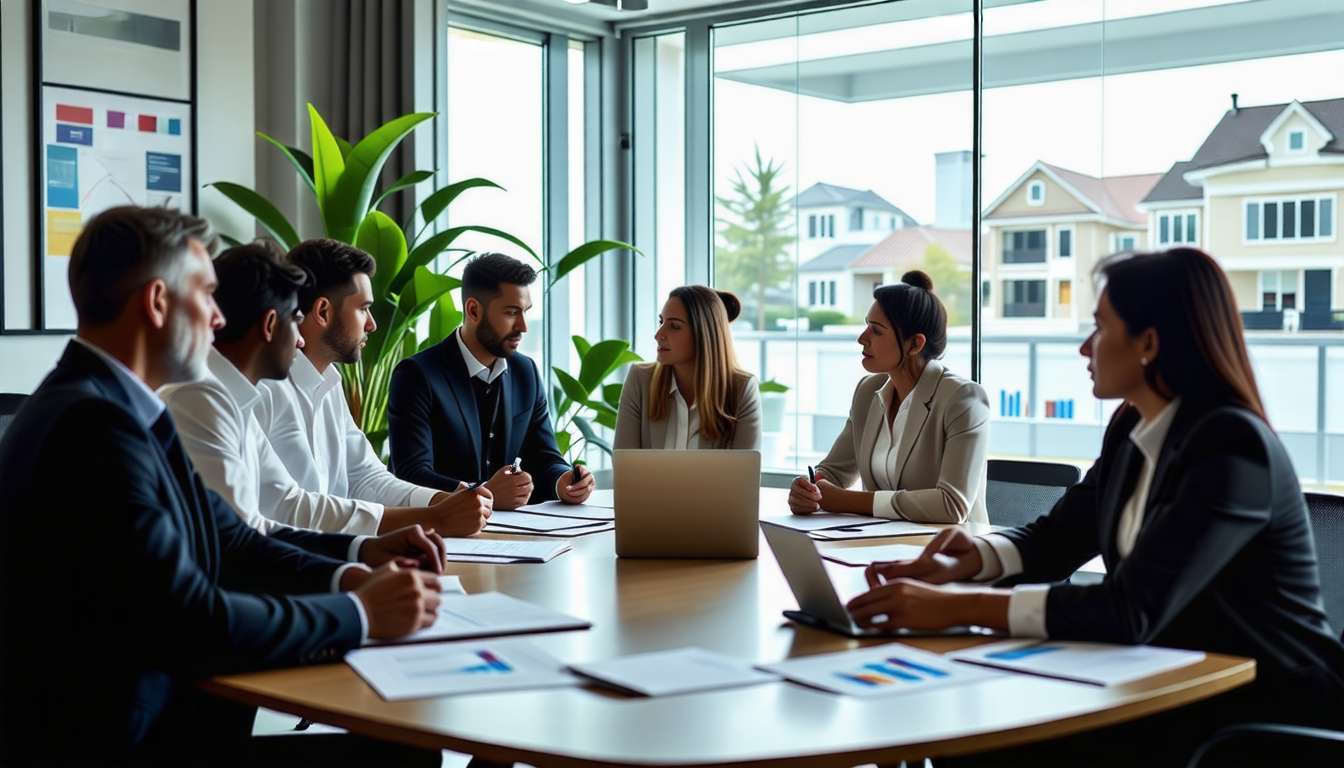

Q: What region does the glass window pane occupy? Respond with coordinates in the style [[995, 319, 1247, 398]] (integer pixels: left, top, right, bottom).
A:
[[1321, 199, 1334, 237], [446, 27, 544, 359], [1264, 202, 1278, 239], [1301, 199, 1315, 238], [1187, 213, 1197, 244], [1283, 200, 1297, 239], [1247, 202, 1260, 240]]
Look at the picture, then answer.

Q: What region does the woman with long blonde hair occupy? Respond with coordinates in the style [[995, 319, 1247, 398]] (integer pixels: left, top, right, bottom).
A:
[[614, 285, 760, 450]]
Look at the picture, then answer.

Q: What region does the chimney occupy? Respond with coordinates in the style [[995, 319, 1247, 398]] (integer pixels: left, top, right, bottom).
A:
[[934, 150, 972, 229], [1231, 93, 1239, 114]]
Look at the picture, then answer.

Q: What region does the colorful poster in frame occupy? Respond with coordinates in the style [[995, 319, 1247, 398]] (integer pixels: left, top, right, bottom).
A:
[[37, 86, 194, 330], [32, 0, 195, 331]]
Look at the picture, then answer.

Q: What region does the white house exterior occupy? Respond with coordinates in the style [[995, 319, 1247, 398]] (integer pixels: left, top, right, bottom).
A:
[[1137, 97, 1344, 331], [795, 182, 918, 313]]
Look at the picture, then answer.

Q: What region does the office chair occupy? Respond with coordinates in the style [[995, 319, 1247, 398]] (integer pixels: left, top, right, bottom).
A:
[[1304, 492, 1344, 637], [984, 459, 1082, 529], [0, 393, 29, 442]]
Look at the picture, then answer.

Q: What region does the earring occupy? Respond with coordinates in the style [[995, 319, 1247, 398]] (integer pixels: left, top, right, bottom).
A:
[[1140, 356, 1149, 367]]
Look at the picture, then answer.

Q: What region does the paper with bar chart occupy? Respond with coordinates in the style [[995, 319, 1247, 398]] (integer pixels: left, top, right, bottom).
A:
[[947, 640, 1205, 687], [39, 85, 193, 329], [758, 642, 1001, 698], [346, 638, 577, 701]]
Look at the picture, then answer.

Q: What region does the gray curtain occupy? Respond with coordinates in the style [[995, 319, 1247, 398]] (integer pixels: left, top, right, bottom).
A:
[[329, 0, 417, 226]]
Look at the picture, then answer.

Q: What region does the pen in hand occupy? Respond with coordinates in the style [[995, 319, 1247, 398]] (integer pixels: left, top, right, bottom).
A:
[[807, 465, 816, 485], [511, 457, 522, 474], [572, 462, 585, 483]]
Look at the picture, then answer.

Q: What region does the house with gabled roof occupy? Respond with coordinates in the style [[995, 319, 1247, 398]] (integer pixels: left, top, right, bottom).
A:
[[799, 227, 972, 318], [982, 161, 1161, 331], [1137, 97, 1344, 331], [794, 182, 919, 314]]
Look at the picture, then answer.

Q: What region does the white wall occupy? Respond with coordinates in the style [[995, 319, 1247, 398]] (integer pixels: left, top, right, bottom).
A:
[[0, 0, 256, 393]]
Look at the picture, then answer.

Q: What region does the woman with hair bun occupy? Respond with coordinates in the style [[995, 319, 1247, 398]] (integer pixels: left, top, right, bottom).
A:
[[614, 285, 761, 450], [789, 270, 990, 523]]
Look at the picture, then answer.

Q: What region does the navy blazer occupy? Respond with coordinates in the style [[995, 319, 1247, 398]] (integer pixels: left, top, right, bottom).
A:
[[998, 402, 1344, 725], [0, 343, 363, 765], [388, 335, 569, 504]]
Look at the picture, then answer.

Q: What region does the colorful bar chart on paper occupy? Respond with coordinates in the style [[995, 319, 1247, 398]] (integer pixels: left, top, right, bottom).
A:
[[345, 638, 576, 701], [759, 643, 1001, 698]]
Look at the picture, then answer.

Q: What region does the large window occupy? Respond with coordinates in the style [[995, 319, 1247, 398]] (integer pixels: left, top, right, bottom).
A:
[[445, 27, 544, 360], [602, 0, 1344, 482]]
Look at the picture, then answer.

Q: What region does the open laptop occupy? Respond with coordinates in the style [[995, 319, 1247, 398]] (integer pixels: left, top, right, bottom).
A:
[[760, 520, 1003, 638], [613, 449, 761, 559]]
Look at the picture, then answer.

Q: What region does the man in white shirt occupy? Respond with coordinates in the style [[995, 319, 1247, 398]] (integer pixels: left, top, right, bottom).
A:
[[162, 241, 491, 536]]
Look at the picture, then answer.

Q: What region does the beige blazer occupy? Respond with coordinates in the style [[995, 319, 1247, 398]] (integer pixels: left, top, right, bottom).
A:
[[614, 362, 762, 450], [817, 359, 989, 524]]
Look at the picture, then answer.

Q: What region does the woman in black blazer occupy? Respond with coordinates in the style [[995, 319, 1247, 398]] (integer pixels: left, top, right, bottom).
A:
[[846, 248, 1344, 767]]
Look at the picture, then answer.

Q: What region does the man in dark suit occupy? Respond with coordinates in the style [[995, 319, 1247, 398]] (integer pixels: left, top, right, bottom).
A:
[[0, 207, 445, 767], [388, 253, 594, 509]]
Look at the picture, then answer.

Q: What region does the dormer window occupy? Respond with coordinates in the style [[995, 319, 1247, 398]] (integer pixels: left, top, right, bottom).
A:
[[1288, 130, 1306, 152], [1027, 180, 1045, 207]]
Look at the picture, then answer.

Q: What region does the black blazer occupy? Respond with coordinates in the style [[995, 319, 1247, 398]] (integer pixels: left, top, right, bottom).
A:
[[998, 402, 1344, 724], [387, 335, 569, 504], [0, 343, 363, 765]]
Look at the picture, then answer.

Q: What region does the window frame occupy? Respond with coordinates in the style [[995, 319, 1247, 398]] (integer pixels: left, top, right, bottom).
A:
[[1244, 194, 1338, 244]]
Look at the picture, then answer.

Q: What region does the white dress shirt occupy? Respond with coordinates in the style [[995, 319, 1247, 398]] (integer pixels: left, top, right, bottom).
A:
[[868, 378, 914, 518], [257, 352, 438, 511], [662, 375, 702, 450], [160, 349, 388, 537], [972, 399, 1182, 637]]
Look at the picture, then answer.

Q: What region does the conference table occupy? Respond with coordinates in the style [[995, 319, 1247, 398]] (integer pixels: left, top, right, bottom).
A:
[[203, 489, 1255, 767]]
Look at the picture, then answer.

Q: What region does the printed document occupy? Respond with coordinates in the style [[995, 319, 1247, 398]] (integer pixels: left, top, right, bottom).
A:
[[514, 500, 614, 520], [760, 513, 887, 532], [347, 637, 577, 701], [820, 543, 928, 567], [758, 642, 1001, 698], [365, 591, 591, 646], [442, 539, 572, 563], [948, 640, 1205, 686], [569, 647, 781, 697]]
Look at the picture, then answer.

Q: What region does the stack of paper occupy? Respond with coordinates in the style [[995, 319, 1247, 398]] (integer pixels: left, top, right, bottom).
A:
[[810, 519, 937, 540], [483, 510, 612, 537], [760, 513, 887, 532], [514, 500, 614, 520], [442, 538, 573, 564], [347, 637, 577, 701], [819, 542, 927, 567], [366, 591, 591, 646], [758, 643, 1000, 698], [947, 640, 1205, 686], [569, 647, 781, 697]]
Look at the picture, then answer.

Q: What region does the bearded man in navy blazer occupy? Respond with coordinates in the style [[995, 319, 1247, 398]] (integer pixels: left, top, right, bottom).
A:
[[388, 253, 595, 509], [0, 207, 445, 767]]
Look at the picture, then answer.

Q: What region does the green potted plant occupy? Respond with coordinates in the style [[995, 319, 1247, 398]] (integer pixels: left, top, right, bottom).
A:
[[210, 104, 637, 457]]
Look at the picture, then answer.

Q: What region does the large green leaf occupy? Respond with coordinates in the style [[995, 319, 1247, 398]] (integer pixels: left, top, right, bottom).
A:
[[308, 104, 346, 235], [426, 291, 463, 347], [548, 240, 640, 287], [328, 111, 435, 243], [396, 227, 470, 294], [555, 430, 572, 457], [206, 182, 301, 249], [553, 368, 591, 405], [572, 334, 592, 358], [373, 169, 435, 211], [413, 177, 503, 236], [335, 136, 354, 160], [602, 383, 623, 409], [258, 133, 316, 200], [578, 340, 642, 393], [592, 408, 618, 432], [355, 211, 409, 300], [572, 415, 613, 455], [758, 378, 790, 394], [397, 266, 459, 322]]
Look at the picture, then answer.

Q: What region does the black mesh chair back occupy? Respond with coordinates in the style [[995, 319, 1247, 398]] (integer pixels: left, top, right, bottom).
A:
[[985, 459, 1082, 530], [1304, 492, 1344, 637], [0, 393, 29, 442]]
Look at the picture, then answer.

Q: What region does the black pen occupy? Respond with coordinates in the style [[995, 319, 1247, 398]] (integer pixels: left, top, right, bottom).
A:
[[807, 465, 816, 484], [572, 463, 585, 483]]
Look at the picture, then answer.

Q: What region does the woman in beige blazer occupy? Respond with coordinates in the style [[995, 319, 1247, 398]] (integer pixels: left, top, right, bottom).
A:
[[789, 271, 989, 524], [614, 285, 761, 450]]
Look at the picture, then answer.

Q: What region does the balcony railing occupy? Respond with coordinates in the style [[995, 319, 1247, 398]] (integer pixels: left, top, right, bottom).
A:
[[1002, 248, 1046, 264], [731, 329, 1344, 486]]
